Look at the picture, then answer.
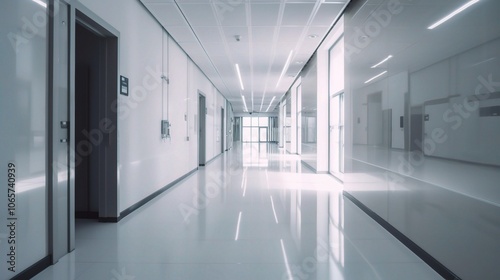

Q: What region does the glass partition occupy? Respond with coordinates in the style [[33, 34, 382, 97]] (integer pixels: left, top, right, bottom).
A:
[[344, 0, 500, 279], [0, 1, 49, 278]]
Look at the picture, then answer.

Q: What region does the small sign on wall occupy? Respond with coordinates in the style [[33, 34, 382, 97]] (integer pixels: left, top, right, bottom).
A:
[[120, 76, 129, 96]]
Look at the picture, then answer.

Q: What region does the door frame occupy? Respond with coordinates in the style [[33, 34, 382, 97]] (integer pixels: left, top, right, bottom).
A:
[[49, 0, 119, 263], [74, 4, 119, 221]]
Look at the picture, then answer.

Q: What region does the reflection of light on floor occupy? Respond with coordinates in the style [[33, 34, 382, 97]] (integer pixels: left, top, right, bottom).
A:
[[280, 239, 293, 280], [267, 172, 343, 192], [235, 211, 242, 241], [270, 196, 279, 224], [240, 167, 247, 189], [265, 169, 270, 189], [242, 176, 248, 197]]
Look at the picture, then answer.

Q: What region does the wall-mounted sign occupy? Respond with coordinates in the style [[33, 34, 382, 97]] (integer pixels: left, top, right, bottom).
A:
[[120, 76, 129, 96]]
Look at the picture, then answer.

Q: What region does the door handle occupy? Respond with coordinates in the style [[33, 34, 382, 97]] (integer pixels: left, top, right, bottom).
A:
[[60, 139, 68, 143]]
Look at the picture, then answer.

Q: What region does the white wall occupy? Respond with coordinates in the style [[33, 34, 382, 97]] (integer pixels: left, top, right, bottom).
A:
[[413, 38, 500, 165], [78, 0, 230, 212], [410, 60, 450, 106], [316, 54, 329, 172], [352, 71, 407, 149]]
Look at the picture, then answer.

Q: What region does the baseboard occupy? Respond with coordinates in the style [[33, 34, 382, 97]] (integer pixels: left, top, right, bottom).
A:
[[11, 255, 51, 280], [343, 191, 461, 280], [113, 168, 198, 222], [75, 211, 98, 219], [206, 152, 224, 165]]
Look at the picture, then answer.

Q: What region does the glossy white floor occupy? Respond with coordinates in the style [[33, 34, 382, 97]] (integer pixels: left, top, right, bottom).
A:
[[33, 143, 442, 280]]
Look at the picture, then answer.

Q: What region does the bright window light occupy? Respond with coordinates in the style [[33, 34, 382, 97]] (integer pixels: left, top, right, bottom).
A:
[[428, 0, 480, 30], [235, 64, 244, 90], [32, 0, 47, 8], [364, 71, 387, 84], [371, 55, 393, 68]]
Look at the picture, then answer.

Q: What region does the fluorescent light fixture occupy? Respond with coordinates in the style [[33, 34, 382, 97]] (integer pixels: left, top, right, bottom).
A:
[[235, 64, 244, 90], [235, 212, 242, 241], [32, 0, 47, 8], [270, 196, 279, 224], [265, 96, 277, 112], [241, 95, 248, 112], [276, 50, 294, 88], [364, 71, 387, 84], [428, 0, 480, 30], [371, 55, 393, 68]]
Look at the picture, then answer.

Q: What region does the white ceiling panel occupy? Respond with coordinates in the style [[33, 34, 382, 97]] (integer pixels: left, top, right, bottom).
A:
[[277, 26, 306, 43], [192, 26, 223, 43], [311, 3, 344, 26], [281, 3, 316, 26], [217, 2, 248, 26], [142, 0, 350, 112], [147, 3, 186, 26], [252, 42, 274, 58], [165, 26, 198, 43], [221, 26, 249, 43], [203, 43, 228, 57], [251, 26, 277, 43], [227, 42, 250, 59], [178, 4, 218, 26], [250, 4, 281, 26], [212, 57, 234, 73]]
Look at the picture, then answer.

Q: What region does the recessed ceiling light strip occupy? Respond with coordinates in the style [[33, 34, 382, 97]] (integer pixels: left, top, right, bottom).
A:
[[236, 64, 245, 91], [364, 71, 387, 84], [371, 55, 393, 68], [266, 96, 277, 112], [428, 0, 480, 30]]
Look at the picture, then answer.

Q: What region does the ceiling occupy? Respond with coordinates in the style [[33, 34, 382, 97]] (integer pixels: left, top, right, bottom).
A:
[[139, 0, 350, 113], [348, 0, 500, 90]]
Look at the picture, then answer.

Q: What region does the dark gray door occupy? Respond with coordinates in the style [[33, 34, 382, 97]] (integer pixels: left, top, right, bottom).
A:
[[199, 94, 206, 165]]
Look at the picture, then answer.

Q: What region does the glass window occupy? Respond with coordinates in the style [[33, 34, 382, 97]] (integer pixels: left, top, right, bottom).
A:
[[251, 127, 259, 142], [251, 117, 259, 127], [243, 117, 251, 126], [259, 117, 268, 127]]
